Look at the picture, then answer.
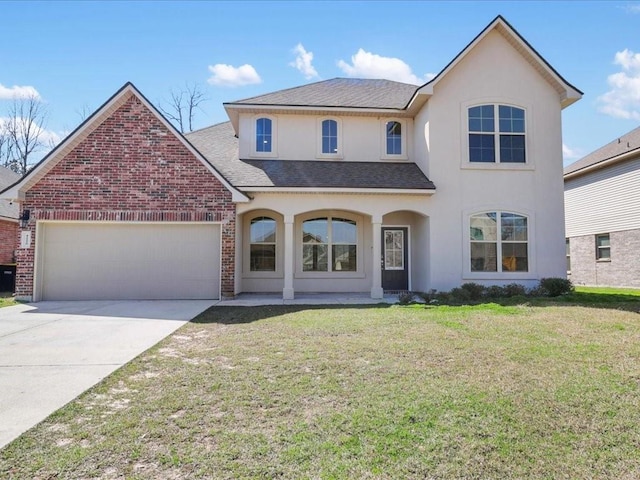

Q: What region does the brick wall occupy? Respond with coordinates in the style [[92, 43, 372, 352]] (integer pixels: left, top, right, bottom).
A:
[[568, 229, 640, 288], [0, 220, 18, 264], [17, 93, 236, 299]]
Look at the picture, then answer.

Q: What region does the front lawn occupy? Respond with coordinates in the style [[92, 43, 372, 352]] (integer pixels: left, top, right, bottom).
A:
[[0, 293, 16, 308], [2, 296, 640, 478]]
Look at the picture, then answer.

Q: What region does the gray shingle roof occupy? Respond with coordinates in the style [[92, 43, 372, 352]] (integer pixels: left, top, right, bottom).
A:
[[225, 78, 418, 110], [564, 125, 640, 177], [186, 122, 435, 190], [0, 166, 20, 219]]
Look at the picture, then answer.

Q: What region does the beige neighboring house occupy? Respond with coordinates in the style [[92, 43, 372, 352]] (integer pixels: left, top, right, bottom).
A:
[[564, 126, 640, 288], [1, 16, 581, 302]]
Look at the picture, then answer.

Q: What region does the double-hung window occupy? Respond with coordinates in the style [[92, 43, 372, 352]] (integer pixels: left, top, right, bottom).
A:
[[468, 105, 526, 163], [302, 217, 357, 272], [386, 121, 402, 155], [250, 217, 276, 271], [596, 233, 610, 261], [321, 119, 338, 155], [255, 117, 272, 153], [470, 211, 528, 272]]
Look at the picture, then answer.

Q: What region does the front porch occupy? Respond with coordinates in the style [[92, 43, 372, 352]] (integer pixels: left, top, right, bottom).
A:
[[216, 292, 400, 306]]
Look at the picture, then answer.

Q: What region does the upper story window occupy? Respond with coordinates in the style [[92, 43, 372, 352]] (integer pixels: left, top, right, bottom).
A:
[[386, 121, 402, 155], [250, 216, 276, 271], [321, 119, 338, 155], [255, 117, 272, 153], [470, 211, 528, 273], [468, 105, 526, 163], [302, 217, 357, 272]]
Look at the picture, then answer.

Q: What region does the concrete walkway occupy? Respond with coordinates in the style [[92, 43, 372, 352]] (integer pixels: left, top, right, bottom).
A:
[[0, 300, 214, 449], [212, 292, 400, 306]]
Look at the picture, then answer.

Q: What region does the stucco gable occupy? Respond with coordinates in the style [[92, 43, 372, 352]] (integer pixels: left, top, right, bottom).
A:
[[409, 15, 582, 110], [0, 83, 248, 203]]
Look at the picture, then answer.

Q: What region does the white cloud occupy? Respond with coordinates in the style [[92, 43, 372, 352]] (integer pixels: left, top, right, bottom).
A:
[[207, 63, 262, 87], [337, 49, 433, 85], [621, 4, 640, 13], [597, 49, 640, 121], [0, 84, 41, 100], [0, 116, 61, 149], [562, 143, 581, 160], [290, 43, 319, 80]]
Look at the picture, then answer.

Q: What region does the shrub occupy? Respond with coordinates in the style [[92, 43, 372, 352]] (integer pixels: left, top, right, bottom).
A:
[[397, 292, 415, 305], [503, 283, 526, 297], [449, 287, 472, 303], [538, 277, 574, 297], [484, 285, 506, 299], [417, 289, 438, 303], [460, 282, 485, 301]]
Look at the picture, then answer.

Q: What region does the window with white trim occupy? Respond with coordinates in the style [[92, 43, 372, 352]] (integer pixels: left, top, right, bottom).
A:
[[596, 233, 610, 261], [468, 105, 526, 163], [321, 119, 338, 155], [255, 117, 272, 153], [250, 217, 276, 271], [302, 217, 356, 272], [470, 212, 528, 272], [566, 238, 571, 272], [386, 121, 402, 155]]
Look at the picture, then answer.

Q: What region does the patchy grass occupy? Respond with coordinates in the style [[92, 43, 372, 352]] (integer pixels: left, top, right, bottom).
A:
[[0, 292, 16, 308], [2, 300, 640, 479]]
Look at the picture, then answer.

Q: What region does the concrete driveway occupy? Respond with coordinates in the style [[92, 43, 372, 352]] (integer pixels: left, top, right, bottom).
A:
[[0, 300, 214, 449]]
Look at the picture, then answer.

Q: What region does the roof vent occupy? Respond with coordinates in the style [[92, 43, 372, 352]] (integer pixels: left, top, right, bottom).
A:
[[618, 138, 621, 143]]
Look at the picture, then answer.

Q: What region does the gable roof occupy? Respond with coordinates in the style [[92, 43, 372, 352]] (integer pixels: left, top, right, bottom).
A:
[[186, 122, 435, 192], [564, 125, 640, 179], [409, 15, 582, 111], [0, 83, 249, 203], [0, 166, 20, 220]]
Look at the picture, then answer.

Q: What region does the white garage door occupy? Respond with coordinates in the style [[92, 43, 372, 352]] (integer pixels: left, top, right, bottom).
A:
[[38, 223, 220, 301]]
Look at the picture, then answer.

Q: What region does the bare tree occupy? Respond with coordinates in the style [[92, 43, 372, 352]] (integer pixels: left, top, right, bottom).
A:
[[4, 95, 50, 174], [0, 121, 15, 169], [159, 83, 207, 133]]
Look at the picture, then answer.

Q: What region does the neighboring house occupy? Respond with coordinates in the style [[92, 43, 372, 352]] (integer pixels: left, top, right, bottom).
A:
[[0, 166, 20, 265], [0, 15, 581, 302], [564, 126, 640, 288]]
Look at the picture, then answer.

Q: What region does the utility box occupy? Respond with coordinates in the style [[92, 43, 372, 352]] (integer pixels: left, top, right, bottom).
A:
[[0, 265, 16, 293]]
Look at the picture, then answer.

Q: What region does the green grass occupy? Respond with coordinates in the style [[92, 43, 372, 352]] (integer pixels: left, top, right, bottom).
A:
[[1, 293, 640, 479], [0, 292, 16, 308]]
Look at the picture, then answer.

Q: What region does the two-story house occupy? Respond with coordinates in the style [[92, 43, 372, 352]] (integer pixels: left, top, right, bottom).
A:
[[565, 126, 640, 288], [0, 15, 581, 301]]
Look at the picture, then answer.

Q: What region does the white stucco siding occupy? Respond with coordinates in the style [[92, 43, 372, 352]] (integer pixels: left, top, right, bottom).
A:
[[238, 113, 414, 162], [565, 156, 640, 237], [419, 29, 567, 289]]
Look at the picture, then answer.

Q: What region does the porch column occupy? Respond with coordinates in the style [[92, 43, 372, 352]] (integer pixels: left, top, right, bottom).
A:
[[371, 215, 383, 299], [283, 214, 295, 300]]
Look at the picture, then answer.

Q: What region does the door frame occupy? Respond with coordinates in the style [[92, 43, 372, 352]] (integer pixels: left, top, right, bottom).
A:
[[381, 224, 411, 291]]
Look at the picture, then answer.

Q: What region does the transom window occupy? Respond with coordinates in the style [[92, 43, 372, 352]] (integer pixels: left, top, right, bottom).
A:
[[250, 216, 276, 271], [256, 117, 272, 153], [596, 233, 610, 261], [321, 119, 338, 154], [302, 217, 356, 272], [468, 105, 526, 163], [470, 212, 528, 272], [386, 121, 402, 155]]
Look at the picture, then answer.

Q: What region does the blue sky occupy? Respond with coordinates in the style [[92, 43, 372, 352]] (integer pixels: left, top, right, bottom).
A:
[[2, 1, 640, 166]]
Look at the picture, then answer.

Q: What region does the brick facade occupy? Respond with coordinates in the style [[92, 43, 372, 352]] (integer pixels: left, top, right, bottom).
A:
[[17, 93, 236, 299], [0, 220, 18, 264], [568, 229, 640, 288]]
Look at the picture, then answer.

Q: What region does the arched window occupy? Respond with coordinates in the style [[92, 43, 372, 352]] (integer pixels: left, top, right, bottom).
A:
[[470, 211, 528, 272], [386, 121, 402, 155], [321, 119, 338, 154], [302, 217, 357, 272], [256, 117, 272, 153], [468, 105, 526, 163], [250, 216, 276, 271]]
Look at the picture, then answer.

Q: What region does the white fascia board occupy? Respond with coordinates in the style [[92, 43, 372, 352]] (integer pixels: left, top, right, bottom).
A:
[[564, 148, 640, 180], [239, 187, 435, 195], [0, 216, 18, 223], [223, 103, 407, 116]]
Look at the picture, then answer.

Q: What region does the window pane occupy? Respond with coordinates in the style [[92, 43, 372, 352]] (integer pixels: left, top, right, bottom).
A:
[[303, 244, 328, 271], [502, 243, 528, 272], [469, 134, 495, 162], [256, 118, 272, 153], [250, 244, 276, 272], [250, 217, 276, 243], [468, 105, 494, 132], [500, 135, 526, 163], [332, 218, 357, 243], [596, 234, 610, 247], [501, 213, 527, 241], [386, 121, 402, 155], [332, 245, 356, 271], [470, 213, 497, 241], [303, 218, 328, 244], [322, 120, 338, 154], [498, 106, 525, 133], [471, 242, 497, 272]]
